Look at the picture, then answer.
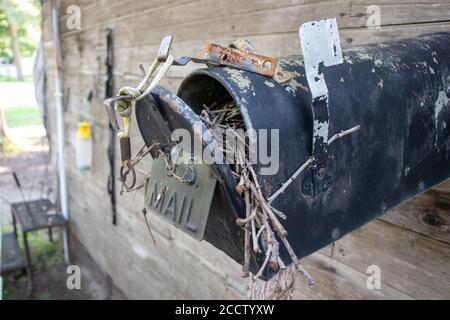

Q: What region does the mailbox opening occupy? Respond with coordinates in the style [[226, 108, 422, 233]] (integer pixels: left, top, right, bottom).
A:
[[178, 74, 235, 115], [178, 73, 311, 280], [178, 74, 264, 273]]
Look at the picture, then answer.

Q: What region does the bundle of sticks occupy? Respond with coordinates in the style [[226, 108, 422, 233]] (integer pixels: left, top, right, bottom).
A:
[[199, 101, 314, 299]]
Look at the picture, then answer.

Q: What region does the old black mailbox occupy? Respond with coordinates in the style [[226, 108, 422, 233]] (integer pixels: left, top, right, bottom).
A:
[[131, 33, 450, 278]]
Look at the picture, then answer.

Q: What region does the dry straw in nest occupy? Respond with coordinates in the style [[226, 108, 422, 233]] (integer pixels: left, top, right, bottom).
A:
[[199, 100, 314, 300]]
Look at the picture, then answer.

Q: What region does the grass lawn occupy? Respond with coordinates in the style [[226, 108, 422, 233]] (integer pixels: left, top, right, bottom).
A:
[[0, 75, 33, 82], [4, 107, 43, 128], [2, 229, 65, 299]]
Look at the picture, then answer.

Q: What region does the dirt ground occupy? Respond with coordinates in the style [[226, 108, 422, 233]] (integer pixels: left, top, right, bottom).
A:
[[1, 121, 124, 300], [0, 80, 126, 300], [4, 265, 89, 300]]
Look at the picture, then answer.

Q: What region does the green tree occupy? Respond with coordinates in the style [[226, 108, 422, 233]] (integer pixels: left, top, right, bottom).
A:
[[0, 0, 40, 81]]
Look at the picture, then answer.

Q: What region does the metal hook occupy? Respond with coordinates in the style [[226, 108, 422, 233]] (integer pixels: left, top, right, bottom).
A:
[[103, 94, 133, 131]]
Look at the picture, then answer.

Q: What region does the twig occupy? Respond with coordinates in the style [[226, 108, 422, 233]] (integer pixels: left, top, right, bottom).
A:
[[141, 208, 156, 245], [200, 100, 315, 291], [328, 125, 361, 145], [236, 205, 258, 226], [248, 183, 287, 237], [247, 164, 262, 192], [270, 205, 287, 220], [254, 217, 274, 279], [139, 64, 147, 79], [255, 224, 266, 243], [269, 237, 280, 270], [280, 237, 315, 286], [255, 248, 272, 279], [242, 189, 251, 277], [251, 219, 260, 253], [277, 257, 287, 270], [267, 158, 313, 204]]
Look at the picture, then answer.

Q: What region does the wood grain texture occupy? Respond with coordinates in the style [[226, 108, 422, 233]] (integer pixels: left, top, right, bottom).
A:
[[320, 219, 450, 299], [380, 191, 450, 244], [294, 252, 413, 299], [41, 0, 450, 299], [433, 179, 450, 204]]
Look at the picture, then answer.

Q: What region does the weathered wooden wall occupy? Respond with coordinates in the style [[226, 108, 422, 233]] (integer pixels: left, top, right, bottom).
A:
[[41, 0, 450, 299]]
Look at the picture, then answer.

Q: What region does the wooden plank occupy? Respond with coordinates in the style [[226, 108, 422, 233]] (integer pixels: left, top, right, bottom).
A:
[[380, 191, 450, 244], [63, 120, 149, 185], [71, 1, 354, 48], [433, 179, 450, 194], [341, 21, 450, 47], [294, 252, 413, 299], [58, 0, 331, 36], [350, 2, 450, 27], [58, 0, 450, 44], [66, 169, 246, 299], [55, 20, 450, 82], [45, 0, 450, 52], [59, 0, 199, 35], [46, 0, 450, 85], [432, 179, 450, 204], [323, 219, 450, 299], [41, 0, 450, 300]]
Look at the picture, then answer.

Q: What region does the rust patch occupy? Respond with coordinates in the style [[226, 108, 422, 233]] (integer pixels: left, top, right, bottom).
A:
[[204, 43, 277, 77]]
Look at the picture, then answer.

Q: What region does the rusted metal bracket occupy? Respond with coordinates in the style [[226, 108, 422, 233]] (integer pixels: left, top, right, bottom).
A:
[[168, 42, 277, 78], [149, 36, 277, 77], [229, 39, 258, 53], [204, 43, 278, 77]]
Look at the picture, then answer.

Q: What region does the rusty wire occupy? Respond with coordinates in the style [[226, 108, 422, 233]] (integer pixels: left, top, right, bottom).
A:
[[119, 141, 196, 194], [119, 143, 159, 194]]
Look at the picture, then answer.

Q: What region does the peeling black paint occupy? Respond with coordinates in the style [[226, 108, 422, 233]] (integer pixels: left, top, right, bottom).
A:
[[137, 33, 450, 274]]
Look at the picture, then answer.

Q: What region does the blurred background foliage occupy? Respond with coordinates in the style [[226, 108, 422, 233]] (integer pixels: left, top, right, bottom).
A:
[[0, 0, 40, 78]]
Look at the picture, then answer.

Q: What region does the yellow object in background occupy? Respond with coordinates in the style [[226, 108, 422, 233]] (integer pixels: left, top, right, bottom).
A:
[[76, 121, 93, 171], [76, 121, 92, 139]]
